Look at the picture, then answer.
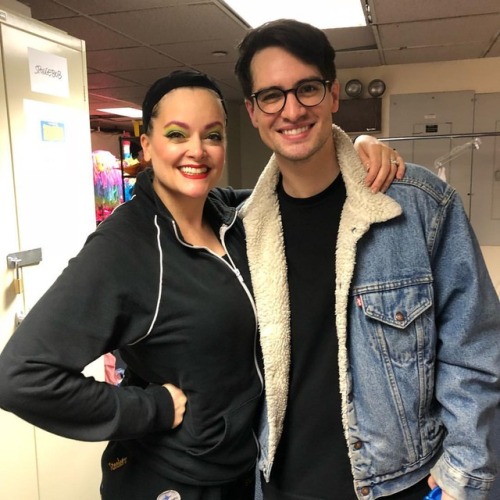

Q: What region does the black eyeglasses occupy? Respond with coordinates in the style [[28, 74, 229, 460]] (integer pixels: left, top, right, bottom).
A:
[[251, 79, 331, 114]]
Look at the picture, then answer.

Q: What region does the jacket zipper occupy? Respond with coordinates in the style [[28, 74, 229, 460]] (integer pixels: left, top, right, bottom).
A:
[[217, 219, 264, 462], [171, 218, 264, 390], [172, 217, 264, 459]]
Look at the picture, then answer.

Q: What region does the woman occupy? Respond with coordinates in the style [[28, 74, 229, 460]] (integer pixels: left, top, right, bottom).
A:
[[0, 70, 402, 499]]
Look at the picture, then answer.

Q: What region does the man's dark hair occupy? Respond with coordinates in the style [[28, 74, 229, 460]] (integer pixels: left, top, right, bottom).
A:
[[235, 19, 336, 99]]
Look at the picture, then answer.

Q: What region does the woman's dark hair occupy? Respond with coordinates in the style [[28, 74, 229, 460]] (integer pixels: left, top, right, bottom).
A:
[[235, 19, 336, 99], [142, 69, 227, 134]]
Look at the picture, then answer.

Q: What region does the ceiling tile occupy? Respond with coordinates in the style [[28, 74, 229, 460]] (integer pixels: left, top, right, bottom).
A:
[[193, 61, 239, 81], [46, 17, 138, 50], [110, 67, 186, 86], [325, 26, 376, 51], [485, 30, 500, 57], [379, 15, 500, 48], [154, 39, 240, 65], [87, 73, 139, 89], [336, 50, 383, 69], [384, 43, 485, 65], [90, 86, 147, 102], [93, 4, 246, 45], [58, 0, 199, 15], [87, 47, 178, 72], [370, 0, 500, 24], [16, 0, 77, 19]]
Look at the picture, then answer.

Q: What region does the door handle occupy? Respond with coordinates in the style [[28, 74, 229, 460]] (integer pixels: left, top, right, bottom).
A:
[[6, 248, 42, 295]]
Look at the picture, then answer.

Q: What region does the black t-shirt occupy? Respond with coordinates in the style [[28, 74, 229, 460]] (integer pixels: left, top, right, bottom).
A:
[[263, 174, 354, 499]]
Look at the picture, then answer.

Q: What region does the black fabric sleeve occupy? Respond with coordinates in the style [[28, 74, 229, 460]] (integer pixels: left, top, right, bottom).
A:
[[0, 216, 174, 441]]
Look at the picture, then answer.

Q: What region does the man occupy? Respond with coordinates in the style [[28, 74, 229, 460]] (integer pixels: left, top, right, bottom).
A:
[[235, 19, 499, 500]]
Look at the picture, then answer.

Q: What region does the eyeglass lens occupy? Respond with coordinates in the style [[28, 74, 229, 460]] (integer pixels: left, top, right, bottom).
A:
[[255, 80, 328, 114]]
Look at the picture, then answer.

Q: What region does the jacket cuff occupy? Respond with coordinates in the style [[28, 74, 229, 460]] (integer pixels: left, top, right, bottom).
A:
[[430, 455, 494, 500], [145, 385, 175, 432]]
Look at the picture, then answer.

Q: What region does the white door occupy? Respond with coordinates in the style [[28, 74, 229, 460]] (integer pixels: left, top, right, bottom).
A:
[[0, 10, 105, 500]]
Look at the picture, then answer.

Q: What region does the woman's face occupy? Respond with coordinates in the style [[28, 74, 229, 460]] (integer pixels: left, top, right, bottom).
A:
[[141, 87, 226, 207]]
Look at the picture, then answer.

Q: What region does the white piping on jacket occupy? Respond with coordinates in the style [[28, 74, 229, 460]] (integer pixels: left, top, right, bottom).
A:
[[129, 215, 163, 345]]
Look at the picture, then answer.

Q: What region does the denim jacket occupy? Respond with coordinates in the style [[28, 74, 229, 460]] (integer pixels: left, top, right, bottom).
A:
[[240, 125, 500, 499]]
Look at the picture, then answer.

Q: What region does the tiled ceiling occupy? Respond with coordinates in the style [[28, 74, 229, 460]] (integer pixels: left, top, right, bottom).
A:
[[14, 0, 500, 131]]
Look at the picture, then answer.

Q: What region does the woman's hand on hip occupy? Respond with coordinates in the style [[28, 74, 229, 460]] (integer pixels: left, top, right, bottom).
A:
[[163, 383, 187, 428]]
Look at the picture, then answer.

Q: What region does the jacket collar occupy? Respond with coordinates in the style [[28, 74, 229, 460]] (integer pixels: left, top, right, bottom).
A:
[[240, 125, 402, 224]]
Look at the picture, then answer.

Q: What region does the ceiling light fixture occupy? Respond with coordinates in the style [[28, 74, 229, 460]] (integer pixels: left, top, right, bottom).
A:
[[345, 79, 363, 98], [97, 107, 143, 119], [212, 50, 228, 57], [367, 79, 386, 97], [222, 0, 366, 29]]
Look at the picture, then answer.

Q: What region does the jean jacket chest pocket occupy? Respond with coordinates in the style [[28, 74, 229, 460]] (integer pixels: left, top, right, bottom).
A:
[[357, 279, 433, 330]]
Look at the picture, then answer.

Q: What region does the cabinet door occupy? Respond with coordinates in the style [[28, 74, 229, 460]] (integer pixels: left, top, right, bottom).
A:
[[470, 93, 500, 246], [0, 17, 39, 500], [0, 412, 38, 499], [390, 91, 475, 217], [0, 13, 105, 500]]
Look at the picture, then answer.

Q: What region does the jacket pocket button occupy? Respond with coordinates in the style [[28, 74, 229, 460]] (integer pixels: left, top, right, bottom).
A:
[[360, 486, 370, 496], [395, 311, 405, 322], [353, 441, 363, 450]]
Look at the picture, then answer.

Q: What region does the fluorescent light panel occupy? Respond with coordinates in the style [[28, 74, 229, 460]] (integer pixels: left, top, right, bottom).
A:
[[223, 0, 366, 29], [97, 107, 142, 118]]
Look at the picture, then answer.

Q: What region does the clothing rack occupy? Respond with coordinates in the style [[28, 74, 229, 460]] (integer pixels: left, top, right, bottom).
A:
[[379, 131, 500, 142], [379, 131, 500, 181], [434, 138, 482, 180]]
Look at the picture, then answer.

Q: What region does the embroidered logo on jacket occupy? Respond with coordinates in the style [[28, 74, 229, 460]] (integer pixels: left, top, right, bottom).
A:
[[107, 456, 127, 471]]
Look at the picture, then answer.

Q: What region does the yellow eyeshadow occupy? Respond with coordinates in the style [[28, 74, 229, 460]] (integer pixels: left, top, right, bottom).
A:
[[163, 124, 186, 135], [206, 126, 224, 137]]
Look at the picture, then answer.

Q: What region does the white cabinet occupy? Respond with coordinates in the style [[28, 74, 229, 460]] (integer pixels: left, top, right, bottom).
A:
[[0, 6, 105, 499], [389, 90, 500, 246]]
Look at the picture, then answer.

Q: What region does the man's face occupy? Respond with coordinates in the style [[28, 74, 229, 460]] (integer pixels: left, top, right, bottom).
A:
[[245, 46, 340, 165]]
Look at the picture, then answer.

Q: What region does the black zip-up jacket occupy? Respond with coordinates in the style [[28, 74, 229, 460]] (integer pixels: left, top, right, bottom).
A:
[[0, 170, 262, 484]]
